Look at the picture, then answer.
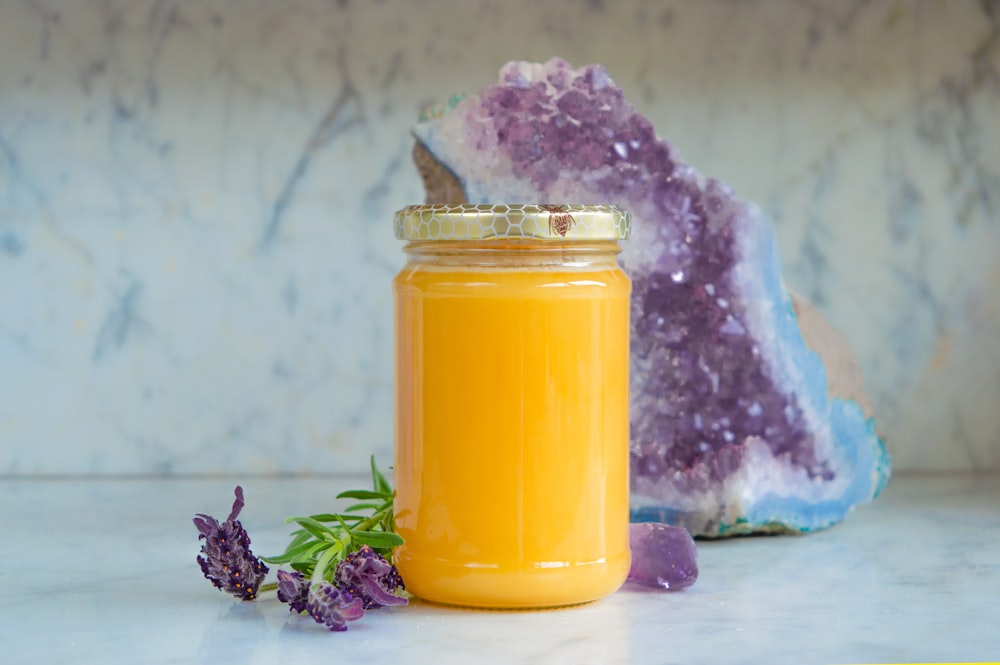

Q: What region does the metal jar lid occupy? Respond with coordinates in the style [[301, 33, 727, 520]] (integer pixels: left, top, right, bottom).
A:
[[394, 204, 630, 241]]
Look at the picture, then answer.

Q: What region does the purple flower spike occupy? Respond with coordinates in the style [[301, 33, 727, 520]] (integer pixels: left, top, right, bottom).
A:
[[334, 545, 408, 609], [193, 486, 269, 601], [276, 570, 310, 614], [306, 582, 365, 631]]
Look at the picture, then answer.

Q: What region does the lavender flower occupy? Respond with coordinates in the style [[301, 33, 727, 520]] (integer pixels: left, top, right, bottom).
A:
[[334, 545, 407, 609], [193, 486, 269, 601], [276, 570, 310, 613], [306, 582, 365, 631]]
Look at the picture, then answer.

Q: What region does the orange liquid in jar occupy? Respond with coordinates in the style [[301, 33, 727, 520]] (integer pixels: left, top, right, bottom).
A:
[[393, 254, 631, 608]]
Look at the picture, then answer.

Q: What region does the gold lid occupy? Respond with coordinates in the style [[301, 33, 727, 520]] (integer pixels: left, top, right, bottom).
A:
[[394, 204, 630, 241]]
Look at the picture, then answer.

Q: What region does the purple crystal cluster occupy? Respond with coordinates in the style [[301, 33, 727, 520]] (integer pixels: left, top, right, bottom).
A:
[[628, 523, 698, 591], [413, 58, 890, 536]]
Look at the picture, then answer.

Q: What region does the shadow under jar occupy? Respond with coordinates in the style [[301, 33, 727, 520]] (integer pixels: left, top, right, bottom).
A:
[[392, 204, 632, 609]]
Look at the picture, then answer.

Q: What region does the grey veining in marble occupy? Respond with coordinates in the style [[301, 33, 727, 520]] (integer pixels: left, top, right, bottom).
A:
[[0, 0, 998, 475], [2, 474, 999, 664]]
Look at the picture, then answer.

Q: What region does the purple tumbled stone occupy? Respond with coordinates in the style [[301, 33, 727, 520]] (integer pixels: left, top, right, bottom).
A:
[[412, 58, 891, 537], [628, 523, 698, 591]]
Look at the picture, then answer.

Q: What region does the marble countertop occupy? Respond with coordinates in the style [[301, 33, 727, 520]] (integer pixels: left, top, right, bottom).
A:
[[3, 473, 998, 664]]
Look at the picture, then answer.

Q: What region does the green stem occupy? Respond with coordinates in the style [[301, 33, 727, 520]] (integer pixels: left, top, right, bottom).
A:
[[311, 538, 346, 583], [354, 505, 391, 533], [258, 581, 278, 594]]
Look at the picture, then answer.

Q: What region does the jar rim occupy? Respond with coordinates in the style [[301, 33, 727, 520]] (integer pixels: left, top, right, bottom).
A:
[[394, 204, 630, 241]]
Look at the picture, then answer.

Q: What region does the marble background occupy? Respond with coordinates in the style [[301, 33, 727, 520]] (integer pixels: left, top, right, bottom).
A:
[[1, 0, 997, 476]]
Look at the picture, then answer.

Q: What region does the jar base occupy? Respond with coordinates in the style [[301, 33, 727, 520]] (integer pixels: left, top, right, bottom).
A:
[[396, 549, 631, 610]]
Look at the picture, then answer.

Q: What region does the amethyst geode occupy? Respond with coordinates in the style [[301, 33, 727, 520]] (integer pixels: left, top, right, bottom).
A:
[[412, 58, 890, 536]]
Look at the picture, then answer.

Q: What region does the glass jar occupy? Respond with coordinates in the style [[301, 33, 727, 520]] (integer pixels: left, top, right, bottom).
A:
[[392, 204, 631, 609]]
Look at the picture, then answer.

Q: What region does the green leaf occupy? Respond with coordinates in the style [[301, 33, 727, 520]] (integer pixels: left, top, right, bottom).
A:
[[307, 513, 352, 523], [289, 561, 313, 574], [350, 530, 405, 548], [306, 513, 338, 522], [307, 512, 373, 523], [342, 502, 382, 513], [371, 455, 392, 494], [288, 516, 337, 542], [334, 513, 354, 533], [264, 529, 311, 561], [327, 513, 368, 522], [336, 489, 393, 500], [262, 541, 318, 565], [283, 529, 311, 551], [259, 554, 288, 565], [304, 540, 333, 559]]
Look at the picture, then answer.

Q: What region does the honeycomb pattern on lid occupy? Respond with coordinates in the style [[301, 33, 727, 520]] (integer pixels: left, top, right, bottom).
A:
[[394, 204, 630, 241]]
